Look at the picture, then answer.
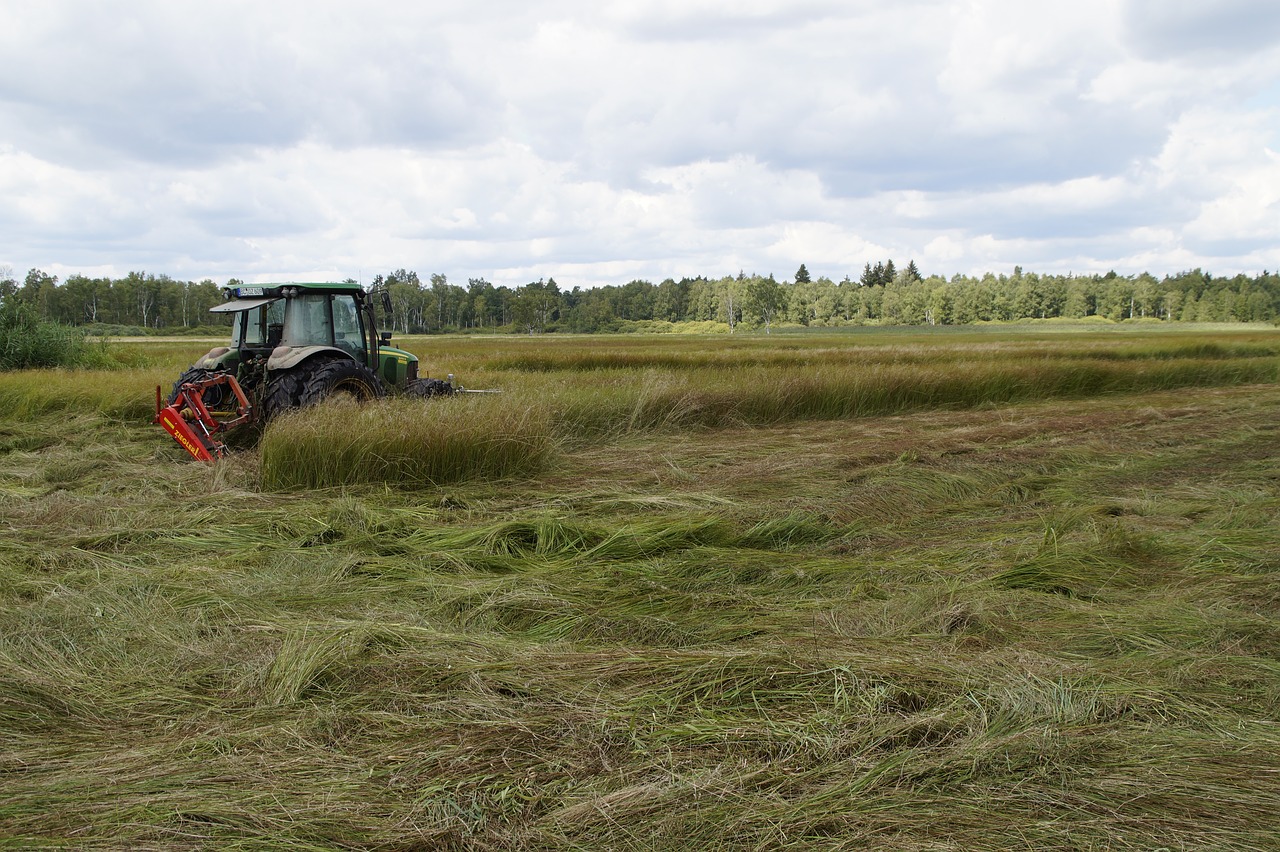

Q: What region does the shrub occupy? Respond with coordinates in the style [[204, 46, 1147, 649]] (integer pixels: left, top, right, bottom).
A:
[[0, 301, 109, 370]]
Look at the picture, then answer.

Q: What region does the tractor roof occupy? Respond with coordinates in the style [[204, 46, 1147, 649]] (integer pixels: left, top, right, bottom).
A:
[[220, 282, 366, 302]]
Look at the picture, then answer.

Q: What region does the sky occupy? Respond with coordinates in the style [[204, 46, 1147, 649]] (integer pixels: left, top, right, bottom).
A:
[[2, 0, 1279, 289]]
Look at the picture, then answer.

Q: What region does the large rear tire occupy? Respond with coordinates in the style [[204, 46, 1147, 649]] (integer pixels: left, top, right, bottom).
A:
[[264, 357, 385, 419]]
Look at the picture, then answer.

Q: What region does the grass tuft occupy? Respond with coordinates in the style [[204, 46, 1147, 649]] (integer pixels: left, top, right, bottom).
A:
[[259, 396, 556, 490]]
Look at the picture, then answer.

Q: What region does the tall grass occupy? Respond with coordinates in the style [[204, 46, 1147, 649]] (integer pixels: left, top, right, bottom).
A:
[[0, 369, 164, 419], [256, 329, 1280, 488], [520, 351, 1280, 438], [699, 357, 1262, 427], [259, 396, 555, 490]]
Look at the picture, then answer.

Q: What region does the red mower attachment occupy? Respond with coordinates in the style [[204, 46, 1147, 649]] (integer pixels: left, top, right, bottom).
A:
[[154, 373, 254, 461]]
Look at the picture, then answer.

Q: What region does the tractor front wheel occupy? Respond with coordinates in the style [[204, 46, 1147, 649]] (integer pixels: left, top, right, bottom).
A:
[[168, 367, 229, 409]]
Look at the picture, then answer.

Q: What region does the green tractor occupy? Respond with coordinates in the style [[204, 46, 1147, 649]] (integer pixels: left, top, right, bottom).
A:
[[156, 282, 454, 461]]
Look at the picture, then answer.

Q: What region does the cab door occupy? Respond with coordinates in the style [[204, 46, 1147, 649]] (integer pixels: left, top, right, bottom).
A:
[[330, 294, 369, 365]]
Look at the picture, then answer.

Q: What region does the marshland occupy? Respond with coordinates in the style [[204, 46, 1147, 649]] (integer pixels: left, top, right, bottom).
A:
[[2, 325, 1279, 849]]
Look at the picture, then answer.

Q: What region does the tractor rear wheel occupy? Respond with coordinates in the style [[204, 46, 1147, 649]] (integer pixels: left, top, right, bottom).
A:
[[263, 358, 386, 420], [298, 359, 385, 406]]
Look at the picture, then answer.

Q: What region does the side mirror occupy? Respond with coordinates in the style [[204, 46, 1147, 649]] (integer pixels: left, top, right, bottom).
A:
[[380, 331, 392, 345], [380, 291, 393, 316]]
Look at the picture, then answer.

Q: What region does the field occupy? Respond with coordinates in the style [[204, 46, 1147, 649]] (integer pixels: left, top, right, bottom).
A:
[[2, 325, 1279, 850]]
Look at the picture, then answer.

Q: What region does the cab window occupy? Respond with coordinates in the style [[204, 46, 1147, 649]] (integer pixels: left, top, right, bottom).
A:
[[236, 300, 284, 347], [281, 294, 335, 348], [331, 295, 366, 359]]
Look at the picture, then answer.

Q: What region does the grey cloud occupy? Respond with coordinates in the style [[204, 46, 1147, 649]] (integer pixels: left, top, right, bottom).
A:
[[931, 196, 1191, 242], [1179, 234, 1276, 262], [720, 80, 1166, 199], [1123, 0, 1280, 56], [0, 3, 501, 168], [498, 8, 1171, 201]]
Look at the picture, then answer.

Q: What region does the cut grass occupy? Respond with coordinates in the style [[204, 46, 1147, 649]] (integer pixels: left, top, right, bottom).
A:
[[1, 328, 1279, 849]]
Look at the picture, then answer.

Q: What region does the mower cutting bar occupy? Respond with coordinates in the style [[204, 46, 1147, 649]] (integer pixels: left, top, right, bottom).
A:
[[154, 373, 253, 462]]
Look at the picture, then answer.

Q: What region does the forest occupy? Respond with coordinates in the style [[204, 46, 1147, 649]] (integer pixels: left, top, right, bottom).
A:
[[3, 262, 1278, 335]]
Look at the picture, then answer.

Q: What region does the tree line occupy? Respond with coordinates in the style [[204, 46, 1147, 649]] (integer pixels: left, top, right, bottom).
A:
[[3, 263, 1279, 334]]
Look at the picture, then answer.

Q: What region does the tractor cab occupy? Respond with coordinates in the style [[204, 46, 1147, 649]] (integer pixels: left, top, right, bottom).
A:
[[214, 284, 379, 365]]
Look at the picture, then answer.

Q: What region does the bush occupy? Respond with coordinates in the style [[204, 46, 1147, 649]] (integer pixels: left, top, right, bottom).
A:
[[617, 320, 676, 334], [670, 320, 732, 334], [0, 301, 110, 370], [80, 323, 152, 337], [82, 322, 230, 338]]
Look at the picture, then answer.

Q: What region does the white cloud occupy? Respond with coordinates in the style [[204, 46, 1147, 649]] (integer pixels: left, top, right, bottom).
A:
[[1153, 108, 1280, 258]]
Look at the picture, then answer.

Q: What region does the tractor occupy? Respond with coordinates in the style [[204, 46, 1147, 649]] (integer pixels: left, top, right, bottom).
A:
[[156, 282, 454, 461]]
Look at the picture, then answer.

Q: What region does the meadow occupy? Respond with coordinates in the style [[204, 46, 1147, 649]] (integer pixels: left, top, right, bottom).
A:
[[1, 325, 1278, 850]]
